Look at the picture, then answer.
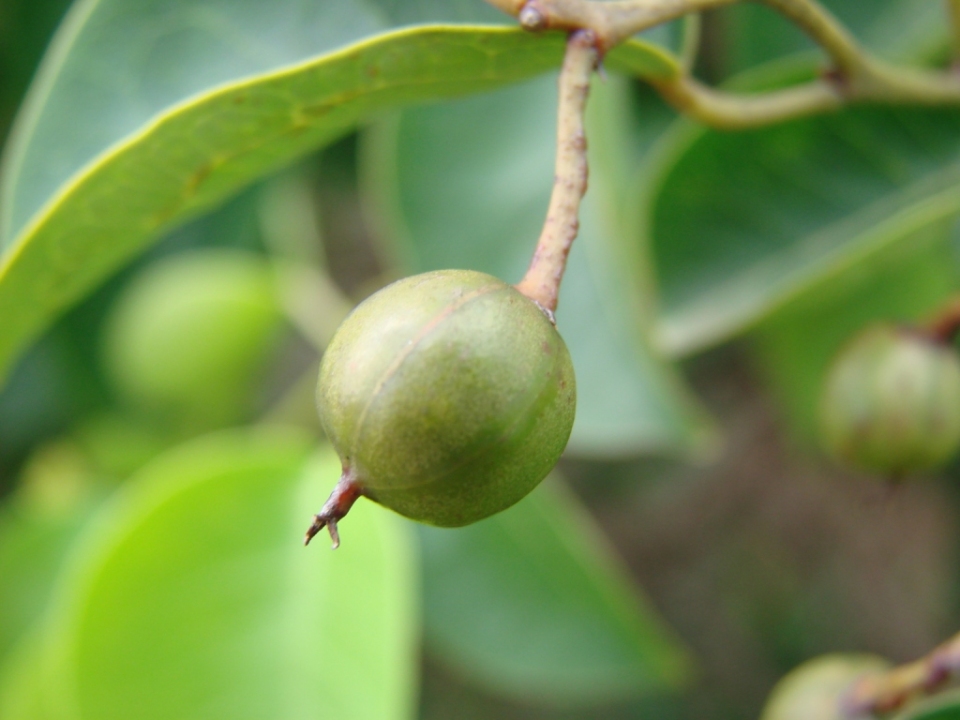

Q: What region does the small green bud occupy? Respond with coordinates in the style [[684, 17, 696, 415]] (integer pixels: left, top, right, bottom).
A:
[[760, 655, 890, 720], [819, 324, 960, 475], [313, 269, 576, 533]]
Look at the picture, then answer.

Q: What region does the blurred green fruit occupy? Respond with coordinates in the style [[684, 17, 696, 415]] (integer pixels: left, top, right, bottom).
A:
[[103, 249, 284, 429], [315, 269, 576, 528], [819, 324, 960, 475], [761, 654, 891, 720]]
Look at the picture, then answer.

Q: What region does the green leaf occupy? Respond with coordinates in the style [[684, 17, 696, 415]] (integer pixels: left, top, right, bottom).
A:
[[361, 71, 711, 457], [419, 478, 691, 706], [23, 428, 417, 720], [893, 691, 960, 720], [752, 222, 960, 441], [0, 0, 677, 389], [0, 438, 108, 668], [721, 0, 948, 74], [0, 632, 55, 720], [0, 502, 91, 667], [646, 101, 960, 356]]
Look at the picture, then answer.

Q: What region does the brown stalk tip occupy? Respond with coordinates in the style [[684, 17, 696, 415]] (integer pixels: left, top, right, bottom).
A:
[[302, 471, 362, 550]]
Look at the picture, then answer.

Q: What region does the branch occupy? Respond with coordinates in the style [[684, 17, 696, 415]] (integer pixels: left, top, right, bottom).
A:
[[515, 29, 598, 313], [950, 0, 960, 59], [842, 631, 960, 716], [486, 0, 960, 130], [650, 75, 843, 129], [487, 0, 859, 64], [679, 13, 702, 72], [759, 0, 865, 76]]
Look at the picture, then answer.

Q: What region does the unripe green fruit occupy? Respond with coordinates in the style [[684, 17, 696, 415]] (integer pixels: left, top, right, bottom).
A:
[[760, 654, 890, 720], [103, 249, 284, 429], [315, 269, 576, 528], [819, 324, 960, 475]]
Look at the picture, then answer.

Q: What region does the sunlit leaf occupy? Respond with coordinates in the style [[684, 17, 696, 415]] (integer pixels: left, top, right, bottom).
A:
[[22, 429, 417, 720]]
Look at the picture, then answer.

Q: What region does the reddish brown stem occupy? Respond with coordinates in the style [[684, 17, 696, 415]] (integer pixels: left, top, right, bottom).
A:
[[514, 29, 598, 314], [842, 630, 960, 716], [926, 296, 960, 344], [303, 470, 363, 549]]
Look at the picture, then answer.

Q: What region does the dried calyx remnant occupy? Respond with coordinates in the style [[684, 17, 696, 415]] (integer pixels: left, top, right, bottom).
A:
[[304, 31, 597, 549]]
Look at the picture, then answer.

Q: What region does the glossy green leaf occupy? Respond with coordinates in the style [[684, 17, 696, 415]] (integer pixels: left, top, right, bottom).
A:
[[361, 72, 711, 457], [646, 101, 960, 356], [419, 479, 691, 706], [0, 0, 678, 389], [24, 429, 417, 720], [752, 222, 960, 441]]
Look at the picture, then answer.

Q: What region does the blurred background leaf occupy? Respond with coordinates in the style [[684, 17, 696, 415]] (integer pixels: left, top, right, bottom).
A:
[[645, 0, 960, 358], [894, 691, 960, 720], [714, 0, 947, 80], [419, 478, 690, 707], [646, 101, 960, 356], [0, 430, 418, 720], [0, 438, 104, 666]]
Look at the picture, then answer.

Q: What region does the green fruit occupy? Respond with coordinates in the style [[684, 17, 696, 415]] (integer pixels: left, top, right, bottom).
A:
[[761, 654, 890, 720], [313, 269, 576, 532], [103, 249, 284, 429], [819, 324, 960, 475]]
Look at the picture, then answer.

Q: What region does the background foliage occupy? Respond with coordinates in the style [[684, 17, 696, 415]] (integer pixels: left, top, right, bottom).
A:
[[1, 1, 960, 719]]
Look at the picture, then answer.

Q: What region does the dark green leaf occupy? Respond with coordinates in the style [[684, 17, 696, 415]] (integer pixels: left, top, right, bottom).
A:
[[646, 103, 960, 356], [419, 479, 691, 706], [0, 443, 101, 666]]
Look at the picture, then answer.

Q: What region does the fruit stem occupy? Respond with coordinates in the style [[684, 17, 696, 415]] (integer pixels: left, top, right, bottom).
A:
[[303, 469, 363, 549], [515, 29, 598, 314], [842, 629, 960, 716]]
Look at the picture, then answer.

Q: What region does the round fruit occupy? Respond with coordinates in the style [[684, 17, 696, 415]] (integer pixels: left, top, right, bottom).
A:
[[103, 249, 284, 430], [819, 324, 960, 475], [309, 269, 576, 540], [760, 654, 890, 720]]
